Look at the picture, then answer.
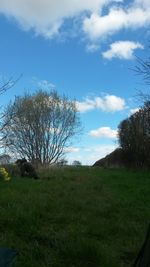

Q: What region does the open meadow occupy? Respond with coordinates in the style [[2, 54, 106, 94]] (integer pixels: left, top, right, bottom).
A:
[[0, 166, 150, 267]]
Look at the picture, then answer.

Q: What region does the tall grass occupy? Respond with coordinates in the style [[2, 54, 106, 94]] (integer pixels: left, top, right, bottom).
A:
[[0, 166, 150, 266]]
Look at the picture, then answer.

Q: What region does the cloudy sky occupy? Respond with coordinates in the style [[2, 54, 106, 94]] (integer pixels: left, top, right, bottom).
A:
[[0, 0, 150, 165]]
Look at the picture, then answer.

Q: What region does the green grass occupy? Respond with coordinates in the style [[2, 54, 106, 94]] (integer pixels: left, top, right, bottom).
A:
[[0, 166, 150, 267]]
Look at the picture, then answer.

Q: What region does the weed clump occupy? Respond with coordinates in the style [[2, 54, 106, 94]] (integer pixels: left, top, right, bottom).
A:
[[0, 167, 11, 181]]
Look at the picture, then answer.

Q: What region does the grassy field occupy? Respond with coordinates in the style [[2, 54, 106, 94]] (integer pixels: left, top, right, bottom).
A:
[[0, 166, 150, 267]]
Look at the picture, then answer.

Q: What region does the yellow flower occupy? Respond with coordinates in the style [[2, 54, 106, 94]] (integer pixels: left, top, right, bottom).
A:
[[0, 167, 11, 181], [4, 176, 11, 181]]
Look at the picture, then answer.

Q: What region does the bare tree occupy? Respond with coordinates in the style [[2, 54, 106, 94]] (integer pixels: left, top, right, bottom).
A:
[[0, 76, 19, 95], [134, 55, 150, 85], [2, 90, 81, 165], [0, 77, 19, 145], [133, 47, 150, 102]]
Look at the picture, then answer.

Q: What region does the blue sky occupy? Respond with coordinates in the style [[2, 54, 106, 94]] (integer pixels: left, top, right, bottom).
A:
[[0, 0, 150, 165]]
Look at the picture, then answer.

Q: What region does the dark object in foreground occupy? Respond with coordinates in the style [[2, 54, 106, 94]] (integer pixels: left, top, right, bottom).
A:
[[16, 158, 38, 179], [133, 224, 150, 267], [0, 248, 17, 267]]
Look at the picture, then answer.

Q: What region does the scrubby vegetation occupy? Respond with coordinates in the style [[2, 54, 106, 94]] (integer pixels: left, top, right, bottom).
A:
[[0, 167, 11, 181], [0, 166, 150, 267]]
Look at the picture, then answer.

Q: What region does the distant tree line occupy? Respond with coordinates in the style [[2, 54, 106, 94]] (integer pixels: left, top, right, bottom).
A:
[[118, 48, 150, 168], [118, 101, 150, 167], [72, 160, 82, 166]]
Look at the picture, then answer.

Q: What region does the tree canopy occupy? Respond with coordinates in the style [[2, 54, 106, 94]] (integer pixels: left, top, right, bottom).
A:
[[118, 101, 150, 167], [2, 90, 81, 165]]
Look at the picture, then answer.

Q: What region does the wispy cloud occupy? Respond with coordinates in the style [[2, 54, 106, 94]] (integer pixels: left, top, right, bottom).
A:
[[129, 107, 140, 114], [86, 43, 100, 53], [88, 127, 118, 139], [83, 0, 150, 41], [0, 0, 121, 38], [37, 80, 56, 90], [76, 94, 126, 113], [1, 0, 149, 45], [64, 147, 80, 153], [32, 77, 56, 90], [102, 41, 144, 60]]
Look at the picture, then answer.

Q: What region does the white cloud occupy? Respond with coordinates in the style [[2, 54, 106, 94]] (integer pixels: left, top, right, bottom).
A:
[[86, 43, 100, 52], [64, 147, 80, 153], [0, 0, 150, 48], [0, 0, 149, 48], [102, 41, 144, 60], [130, 107, 140, 114], [83, 2, 150, 41], [76, 94, 126, 113], [37, 80, 56, 90], [0, 0, 121, 38], [88, 127, 118, 139], [76, 98, 96, 112]]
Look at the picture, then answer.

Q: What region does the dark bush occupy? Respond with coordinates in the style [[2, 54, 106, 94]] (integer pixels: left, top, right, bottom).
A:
[[16, 158, 38, 179]]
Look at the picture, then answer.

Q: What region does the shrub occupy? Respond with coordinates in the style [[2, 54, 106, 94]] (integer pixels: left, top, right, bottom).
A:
[[2, 164, 20, 178], [0, 167, 11, 181]]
